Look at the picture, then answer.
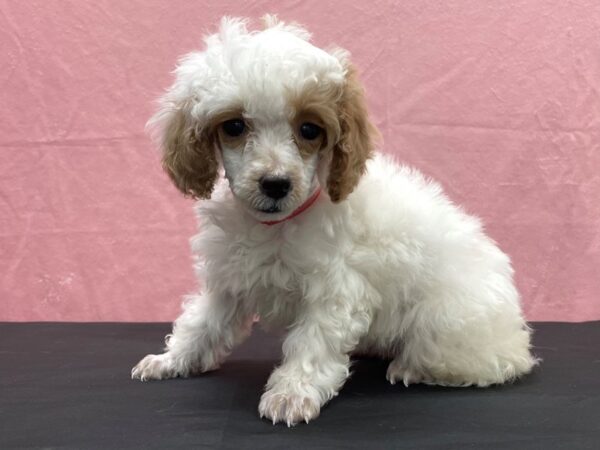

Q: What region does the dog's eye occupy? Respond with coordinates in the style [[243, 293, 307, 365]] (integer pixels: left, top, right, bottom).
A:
[[222, 119, 246, 137], [299, 122, 322, 140]]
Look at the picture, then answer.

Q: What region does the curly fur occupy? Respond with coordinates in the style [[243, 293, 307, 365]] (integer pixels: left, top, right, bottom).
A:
[[327, 65, 377, 202], [132, 16, 538, 427]]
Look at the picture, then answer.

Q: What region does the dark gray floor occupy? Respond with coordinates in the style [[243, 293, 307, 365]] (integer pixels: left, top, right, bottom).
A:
[[1, 322, 598, 449]]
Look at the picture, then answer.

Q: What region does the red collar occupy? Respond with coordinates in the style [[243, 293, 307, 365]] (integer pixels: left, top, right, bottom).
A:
[[260, 189, 321, 226]]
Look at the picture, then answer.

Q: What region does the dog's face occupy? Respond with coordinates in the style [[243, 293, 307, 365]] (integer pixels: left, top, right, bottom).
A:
[[149, 17, 376, 220], [217, 108, 321, 218]]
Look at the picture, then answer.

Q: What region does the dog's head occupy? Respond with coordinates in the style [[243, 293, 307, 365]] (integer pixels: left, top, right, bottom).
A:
[[149, 16, 377, 221]]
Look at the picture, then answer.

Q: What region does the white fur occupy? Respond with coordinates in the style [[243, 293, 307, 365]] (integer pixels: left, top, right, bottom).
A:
[[132, 17, 537, 427]]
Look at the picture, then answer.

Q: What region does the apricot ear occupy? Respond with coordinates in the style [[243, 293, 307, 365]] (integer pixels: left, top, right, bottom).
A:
[[149, 102, 218, 199], [327, 65, 377, 202]]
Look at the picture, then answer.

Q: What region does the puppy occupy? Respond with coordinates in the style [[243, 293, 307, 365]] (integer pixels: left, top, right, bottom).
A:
[[132, 16, 537, 426]]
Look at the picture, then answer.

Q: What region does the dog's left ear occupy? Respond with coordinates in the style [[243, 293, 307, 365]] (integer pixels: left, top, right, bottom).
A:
[[327, 64, 378, 203]]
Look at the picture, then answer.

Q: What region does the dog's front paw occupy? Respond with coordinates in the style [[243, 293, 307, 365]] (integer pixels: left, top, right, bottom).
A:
[[258, 390, 320, 426], [131, 353, 178, 381]]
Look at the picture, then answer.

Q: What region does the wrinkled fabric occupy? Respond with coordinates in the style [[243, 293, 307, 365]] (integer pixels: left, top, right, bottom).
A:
[[1, 1, 599, 321]]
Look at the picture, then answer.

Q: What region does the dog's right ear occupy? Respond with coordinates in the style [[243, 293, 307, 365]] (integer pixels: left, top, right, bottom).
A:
[[148, 99, 219, 200]]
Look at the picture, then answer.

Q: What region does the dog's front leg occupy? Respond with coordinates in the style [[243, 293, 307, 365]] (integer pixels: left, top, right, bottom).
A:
[[132, 290, 254, 381], [259, 299, 371, 426]]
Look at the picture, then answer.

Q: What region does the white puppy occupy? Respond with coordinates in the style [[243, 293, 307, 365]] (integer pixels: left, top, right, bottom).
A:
[[132, 16, 537, 426]]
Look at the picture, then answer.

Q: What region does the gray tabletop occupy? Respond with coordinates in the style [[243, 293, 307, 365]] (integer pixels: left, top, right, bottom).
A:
[[1, 322, 598, 449]]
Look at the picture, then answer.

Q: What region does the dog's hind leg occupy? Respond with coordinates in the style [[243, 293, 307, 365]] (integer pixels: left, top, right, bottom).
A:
[[386, 356, 431, 386], [386, 293, 537, 388], [131, 291, 254, 381]]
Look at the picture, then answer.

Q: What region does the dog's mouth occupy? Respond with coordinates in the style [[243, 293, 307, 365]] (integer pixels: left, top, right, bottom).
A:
[[257, 205, 281, 214]]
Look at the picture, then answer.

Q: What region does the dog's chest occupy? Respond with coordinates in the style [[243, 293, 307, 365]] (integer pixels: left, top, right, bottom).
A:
[[224, 235, 308, 327]]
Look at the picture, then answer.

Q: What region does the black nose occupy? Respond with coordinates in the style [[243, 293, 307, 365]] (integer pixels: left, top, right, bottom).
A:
[[259, 176, 292, 200]]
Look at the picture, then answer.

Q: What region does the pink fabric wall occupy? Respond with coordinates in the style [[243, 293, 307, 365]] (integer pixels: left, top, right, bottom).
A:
[[1, 1, 599, 322]]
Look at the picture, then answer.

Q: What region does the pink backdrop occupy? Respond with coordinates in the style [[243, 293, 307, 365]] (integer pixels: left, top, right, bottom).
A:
[[1, 1, 599, 322]]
